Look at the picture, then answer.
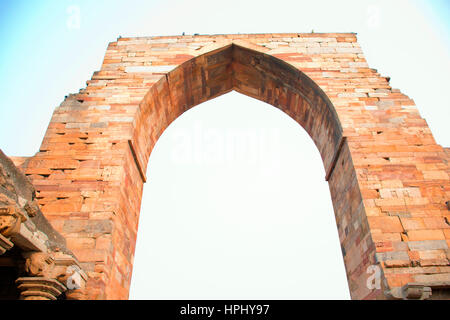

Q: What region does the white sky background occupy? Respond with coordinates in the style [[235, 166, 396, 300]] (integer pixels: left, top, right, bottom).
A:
[[0, 0, 449, 300]]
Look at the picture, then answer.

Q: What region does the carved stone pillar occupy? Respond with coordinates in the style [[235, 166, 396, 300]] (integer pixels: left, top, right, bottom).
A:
[[16, 251, 87, 300], [16, 277, 66, 300]]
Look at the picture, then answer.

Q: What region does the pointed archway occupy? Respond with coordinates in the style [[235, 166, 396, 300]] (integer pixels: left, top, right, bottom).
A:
[[21, 34, 449, 300], [129, 90, 351, 299], [131, 44, 344, 182], [127, 43, 369, 299]]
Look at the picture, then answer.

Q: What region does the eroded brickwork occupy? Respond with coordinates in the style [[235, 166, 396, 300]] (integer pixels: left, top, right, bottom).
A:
[[0, 150, 87, 300], [13, 33, 449, 299]]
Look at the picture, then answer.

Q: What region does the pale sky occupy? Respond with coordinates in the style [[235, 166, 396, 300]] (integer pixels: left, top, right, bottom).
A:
[[0, 0, 449, 300]]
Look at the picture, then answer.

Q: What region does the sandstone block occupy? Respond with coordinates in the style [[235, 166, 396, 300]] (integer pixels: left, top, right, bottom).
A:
[[407, 240, 448, 251], [407, 230, 445, 241]]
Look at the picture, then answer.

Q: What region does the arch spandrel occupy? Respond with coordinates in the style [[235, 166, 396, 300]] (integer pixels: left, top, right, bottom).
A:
[[132, 43, 344, 179]]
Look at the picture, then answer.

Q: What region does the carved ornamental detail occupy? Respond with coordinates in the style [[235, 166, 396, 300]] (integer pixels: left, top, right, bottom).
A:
[[15, 252, 87, 300], [0, 150, 88, 299]]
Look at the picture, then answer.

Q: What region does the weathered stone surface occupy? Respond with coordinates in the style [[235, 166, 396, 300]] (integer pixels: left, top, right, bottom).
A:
[[3, 33, 450, 300], [0, 149, 87, 299], [0, 150, 71, 253], [15, 277, 66, 300], [408, 240, 448, 251]]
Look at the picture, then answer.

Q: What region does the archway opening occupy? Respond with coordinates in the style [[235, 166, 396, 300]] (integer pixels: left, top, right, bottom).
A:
[[131, 44, 344, 181], [129, 91, 350, 299]]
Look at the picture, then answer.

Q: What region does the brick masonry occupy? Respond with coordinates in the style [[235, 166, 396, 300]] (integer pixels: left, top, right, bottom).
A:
[[11, 33, 450, 299]]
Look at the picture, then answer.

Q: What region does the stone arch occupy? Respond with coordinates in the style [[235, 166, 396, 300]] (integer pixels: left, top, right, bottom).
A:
[[127, 42, 366, 298], [131, 43, 344, 182], [9, 33, 449, 300]]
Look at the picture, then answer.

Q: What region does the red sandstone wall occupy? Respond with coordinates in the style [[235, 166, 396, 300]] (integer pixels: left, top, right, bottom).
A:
[[19, 33, 449, 299]]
